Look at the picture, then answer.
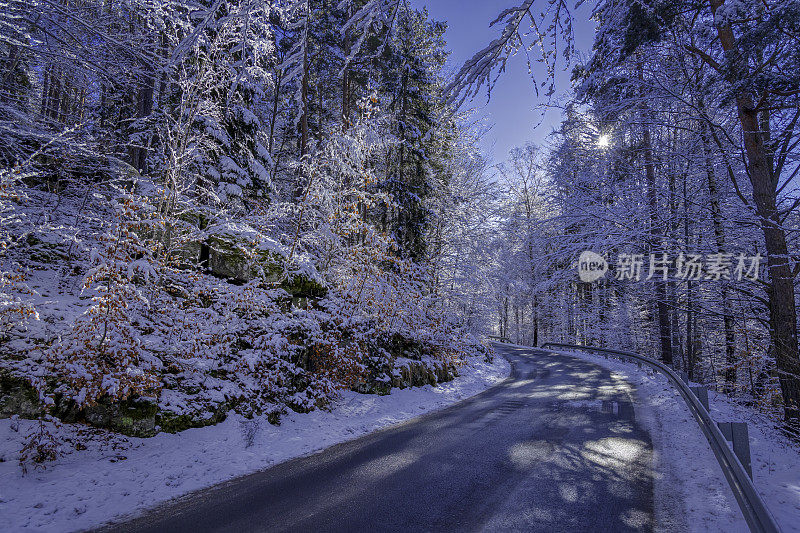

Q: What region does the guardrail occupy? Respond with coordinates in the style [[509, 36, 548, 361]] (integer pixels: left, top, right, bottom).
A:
[[539, 342, 781, 533]]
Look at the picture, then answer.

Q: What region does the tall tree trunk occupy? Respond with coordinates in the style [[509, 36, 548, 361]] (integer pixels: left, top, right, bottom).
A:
[[342, 68, 350, 130], [1, 44, 22, 103], [42, 66, 62, 121], [41, 69, 51, 118], [341, 4, 352, 132], [710, 0, 800, 426], [683, 160, 697, 380], [300, 41, 309, 158], [129, 71, 155, 173], [699, 117, 737, 391], [295, 21, 310, 201], [667, 151, 685, 367], [268, 68, 283, 153], [639, 62, 673, 365]]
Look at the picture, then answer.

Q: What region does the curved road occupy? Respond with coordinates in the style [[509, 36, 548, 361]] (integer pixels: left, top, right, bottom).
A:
[[107, 345, 654, 533]]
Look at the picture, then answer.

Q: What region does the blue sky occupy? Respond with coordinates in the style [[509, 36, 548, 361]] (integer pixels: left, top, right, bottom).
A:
[[410, 1, 597, 165]]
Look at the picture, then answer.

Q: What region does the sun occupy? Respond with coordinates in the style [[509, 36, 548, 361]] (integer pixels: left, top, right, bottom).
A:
[[597, 134, 610, 148]]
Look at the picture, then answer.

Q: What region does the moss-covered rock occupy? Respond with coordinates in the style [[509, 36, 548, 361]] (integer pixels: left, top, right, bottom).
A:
[[391, 360, 456, 389], [433, 362, 456, 383], [384, 334, 430, 361], [84, 396, 159, 437], [24, 234, 70, 264], [207, 235, 254, 282], [0, 370, 42, 419], [352, 379, 393, 396], [282, 274, 326, 298], [156, 402, 229, 433]]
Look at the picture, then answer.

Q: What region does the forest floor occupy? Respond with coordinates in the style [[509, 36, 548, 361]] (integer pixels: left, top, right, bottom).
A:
[[0, 355, 511, 532], [556, 348, 800, 533]]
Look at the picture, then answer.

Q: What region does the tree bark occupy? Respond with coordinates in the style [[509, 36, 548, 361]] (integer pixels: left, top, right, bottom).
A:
[[640, 62, 673, 365], [699, 117, 737, 391], [683, 155, 697, 380], [341, 4, 352, 132], [710, 0, 800, 426], [300, 41, 309, 158], [1, 44, 22, 103], [129, 72, 155, 173]]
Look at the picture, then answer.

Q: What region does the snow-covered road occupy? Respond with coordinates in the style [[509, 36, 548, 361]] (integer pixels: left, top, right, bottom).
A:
[[107, 345, 656, 532]]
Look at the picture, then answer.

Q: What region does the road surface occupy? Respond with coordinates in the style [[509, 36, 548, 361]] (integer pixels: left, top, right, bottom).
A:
[[106, 345, 654, 532]]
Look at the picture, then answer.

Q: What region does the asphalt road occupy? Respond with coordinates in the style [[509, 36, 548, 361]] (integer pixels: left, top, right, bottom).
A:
[[107, 345, 654, 533]]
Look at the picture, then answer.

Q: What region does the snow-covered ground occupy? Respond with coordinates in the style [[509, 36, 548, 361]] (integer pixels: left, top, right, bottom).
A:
[[0, 355, 510, 532], [556, 349, 800, 533]]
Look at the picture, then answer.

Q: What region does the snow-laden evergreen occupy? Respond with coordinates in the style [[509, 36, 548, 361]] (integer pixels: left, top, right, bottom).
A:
[[0, 1, 494, 466]]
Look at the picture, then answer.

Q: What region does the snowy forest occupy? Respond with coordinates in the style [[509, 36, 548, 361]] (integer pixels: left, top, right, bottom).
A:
[[468, 0, 800, 436], [0, 0, 502, 446], [1, 0, 800, 475]]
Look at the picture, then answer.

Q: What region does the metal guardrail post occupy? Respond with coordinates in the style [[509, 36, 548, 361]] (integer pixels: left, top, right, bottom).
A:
[[732, 423, 753, 480], [718, 422, 753, 479], [691, 386, 710, 411], [537, 341, 780, 533]]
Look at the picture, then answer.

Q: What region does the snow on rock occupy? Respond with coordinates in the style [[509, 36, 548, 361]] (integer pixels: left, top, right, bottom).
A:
[[558, 349, 800, 533], [0, 355, 510, 532]]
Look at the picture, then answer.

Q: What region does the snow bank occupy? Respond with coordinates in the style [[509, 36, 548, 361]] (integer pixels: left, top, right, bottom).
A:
[[557, 349, 800, 533], [0, 355, 510, 532]]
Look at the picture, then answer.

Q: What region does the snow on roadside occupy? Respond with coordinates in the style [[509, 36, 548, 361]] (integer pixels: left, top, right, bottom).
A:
[[706, 387, 800, 532], [555, 349, 800, 533], [0, 355, 510, 532]]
